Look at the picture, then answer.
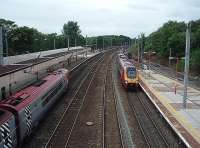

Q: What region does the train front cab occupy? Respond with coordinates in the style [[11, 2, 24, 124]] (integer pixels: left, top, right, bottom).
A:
[[122, 66, 139, 89]]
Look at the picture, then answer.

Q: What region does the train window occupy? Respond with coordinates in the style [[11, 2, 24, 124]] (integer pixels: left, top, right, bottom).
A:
[[33, 80, 47, 87], [1, 87, 6, 100], [127, 67, 136, 79], [42, 82, 63, 106]]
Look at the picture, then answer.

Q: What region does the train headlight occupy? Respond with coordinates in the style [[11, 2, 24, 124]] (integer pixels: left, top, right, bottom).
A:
[[125, 80, 128, 84]]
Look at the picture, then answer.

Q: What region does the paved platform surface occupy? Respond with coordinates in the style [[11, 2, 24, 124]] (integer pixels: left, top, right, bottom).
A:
[[139, 69, 200, 148]]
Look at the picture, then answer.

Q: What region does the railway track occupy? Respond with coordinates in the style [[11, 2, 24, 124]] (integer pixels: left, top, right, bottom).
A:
[[127, 88, 185, 148], [45, 54, 105, 147], [128, 91, 168, 147], [102, 54, 123, 148], [148, 62, 184, 81], [64, 51, 122, 148], [22, 53, 103, 148]]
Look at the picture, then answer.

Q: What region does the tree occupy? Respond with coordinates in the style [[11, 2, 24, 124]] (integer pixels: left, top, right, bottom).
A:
[[62, 21, 82, 47], [0, 18, 18, 55], [87, 35, 131, 49], [190, 48, 200, 69], [9, 26, 37, 54], [145, 20, 185, 57], [144, 19, 200, 72], [0, 18, 17, 31]]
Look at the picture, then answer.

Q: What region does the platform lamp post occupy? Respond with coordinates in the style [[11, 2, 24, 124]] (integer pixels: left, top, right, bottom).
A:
[[148, 50, 151, 77], [183, 23, 191, 109], [4, 29, 8, 57], [138, 35, 141, 61]]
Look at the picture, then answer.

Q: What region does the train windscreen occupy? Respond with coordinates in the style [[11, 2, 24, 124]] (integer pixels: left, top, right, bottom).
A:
[[127, 67, 136, 78]]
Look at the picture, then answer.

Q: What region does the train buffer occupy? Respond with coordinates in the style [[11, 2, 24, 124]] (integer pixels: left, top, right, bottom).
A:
[[139, 69, 200, 148]]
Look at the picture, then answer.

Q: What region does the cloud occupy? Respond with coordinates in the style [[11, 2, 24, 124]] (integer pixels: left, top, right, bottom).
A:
[[0, 0, 200, 38]]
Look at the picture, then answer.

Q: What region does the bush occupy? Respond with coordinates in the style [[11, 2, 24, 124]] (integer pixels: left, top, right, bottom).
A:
[[190, 48, 200, 69], [177, 59, 184, 72]]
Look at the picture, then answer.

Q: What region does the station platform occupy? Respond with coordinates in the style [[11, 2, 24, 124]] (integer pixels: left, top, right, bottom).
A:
[[139, 69, 200, 148]]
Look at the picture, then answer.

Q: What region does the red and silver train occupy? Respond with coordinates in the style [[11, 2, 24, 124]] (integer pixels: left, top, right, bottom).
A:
[[117, 53, 139, 89], [0, 68, 69, 148]]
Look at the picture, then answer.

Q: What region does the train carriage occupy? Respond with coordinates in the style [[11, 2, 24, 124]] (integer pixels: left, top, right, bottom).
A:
[[117, 54, 139, 89], [0, 68, 69, 147], [0, 109, 17, 148]]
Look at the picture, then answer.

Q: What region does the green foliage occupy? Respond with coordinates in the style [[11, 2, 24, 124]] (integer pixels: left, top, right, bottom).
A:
[[9, 26, 36, 54], [128, 44, 138, 55], [145, 21, 185, 57], [62, 21, 84, 47], [177, 59, 184, 72], [87, 35, 131, 49], [62, 21, 81, 37], [0, 18, 17, 31], [145, 20, 200, 70], [190, 48, 200, 68], [1, 18, 131, 55], [0, 18, 87, 55]]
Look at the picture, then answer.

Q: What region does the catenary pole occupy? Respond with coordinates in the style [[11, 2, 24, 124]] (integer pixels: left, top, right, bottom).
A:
[[96, 38, 97, 50], [0, 27, 3, 64], [183, 23, 191, 108]]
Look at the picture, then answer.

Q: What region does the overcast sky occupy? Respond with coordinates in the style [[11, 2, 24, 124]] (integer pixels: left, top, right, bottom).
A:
[[1, 0, 200, 38]]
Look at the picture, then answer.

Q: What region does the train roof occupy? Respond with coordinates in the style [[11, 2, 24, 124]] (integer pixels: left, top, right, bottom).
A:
[[0, 109, 13, 124], [117, 53, 127, 59], [0, 69, 67, 111], [118, 56, 136, 69]]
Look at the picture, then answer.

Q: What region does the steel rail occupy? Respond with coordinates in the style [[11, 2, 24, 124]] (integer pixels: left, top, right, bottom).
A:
[[110, 59, 124, 148], [45, 54, 104, 147], [102, 63, 107, 148], [64, 55, 107, 148], [103, 54, 124, 148], [128, 93, 151, 148], [70, 52, 102, 73], [135, 91, 170, 147]]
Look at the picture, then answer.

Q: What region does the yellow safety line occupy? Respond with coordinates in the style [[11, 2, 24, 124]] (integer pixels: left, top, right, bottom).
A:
[[140, 75, 200, 144]]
